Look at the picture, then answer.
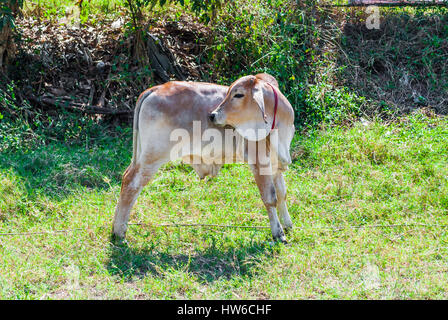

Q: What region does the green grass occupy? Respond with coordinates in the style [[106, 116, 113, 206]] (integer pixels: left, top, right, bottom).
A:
[[0, 112, 447, 299], [23, 0, 126, 21]]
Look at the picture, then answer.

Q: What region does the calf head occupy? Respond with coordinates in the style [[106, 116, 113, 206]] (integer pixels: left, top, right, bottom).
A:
[[209, 74, 274, 142]]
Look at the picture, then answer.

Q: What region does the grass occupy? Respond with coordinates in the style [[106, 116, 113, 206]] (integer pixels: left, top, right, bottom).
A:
[[23, 0, 126, 21], [0, 111, 447, 299], [3, 0, 447, 299]]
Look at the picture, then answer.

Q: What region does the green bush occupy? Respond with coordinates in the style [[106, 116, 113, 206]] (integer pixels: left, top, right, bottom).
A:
[[203, 0, 370, 129]]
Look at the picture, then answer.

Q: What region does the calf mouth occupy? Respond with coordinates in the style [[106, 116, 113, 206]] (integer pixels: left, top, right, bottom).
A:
[[208, 111, 227, 126]]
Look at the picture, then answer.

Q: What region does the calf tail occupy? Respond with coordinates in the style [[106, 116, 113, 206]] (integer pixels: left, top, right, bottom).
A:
[[131, 90, 152, 166]]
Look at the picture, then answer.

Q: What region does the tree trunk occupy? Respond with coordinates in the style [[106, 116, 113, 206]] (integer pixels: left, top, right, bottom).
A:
[[146, 33, 185, 82], [0, 1, 20, 72]]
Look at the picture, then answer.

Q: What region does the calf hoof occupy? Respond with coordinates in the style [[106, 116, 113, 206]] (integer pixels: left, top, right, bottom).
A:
[[283, 226, 293, 235], [111, 228, 127, 244], [273, 234, 288, 245]]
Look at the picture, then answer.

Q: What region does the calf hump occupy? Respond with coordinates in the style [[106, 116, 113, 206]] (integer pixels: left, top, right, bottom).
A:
[[255, 73, 279, 88]]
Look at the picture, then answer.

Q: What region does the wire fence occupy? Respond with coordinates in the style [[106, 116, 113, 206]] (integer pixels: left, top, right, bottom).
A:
[[1, 221, 448, 237], [328, 0, 448, 7]]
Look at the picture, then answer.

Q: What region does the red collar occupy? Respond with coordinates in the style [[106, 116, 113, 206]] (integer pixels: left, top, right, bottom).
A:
[[266, 83, 278, 130]]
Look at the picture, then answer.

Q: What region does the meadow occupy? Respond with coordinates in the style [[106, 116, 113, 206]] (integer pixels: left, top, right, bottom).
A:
[[1, 110, 447, 299], [1, 0, 448, 299]]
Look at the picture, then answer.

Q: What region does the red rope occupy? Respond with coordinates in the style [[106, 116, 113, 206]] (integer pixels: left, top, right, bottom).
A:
[[266, 82, 278, 130]]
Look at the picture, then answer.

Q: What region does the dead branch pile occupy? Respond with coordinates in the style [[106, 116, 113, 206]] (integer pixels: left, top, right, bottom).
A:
[[338, 10, 448, 115], [5, 15, 212, 119]]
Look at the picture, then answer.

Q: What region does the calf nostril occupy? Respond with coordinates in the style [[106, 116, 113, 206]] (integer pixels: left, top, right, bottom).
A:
[[209, 113, 216, 122]]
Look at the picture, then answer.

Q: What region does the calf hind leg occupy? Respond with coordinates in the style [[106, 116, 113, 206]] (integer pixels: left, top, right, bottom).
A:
[[112, 161, 163, 240]]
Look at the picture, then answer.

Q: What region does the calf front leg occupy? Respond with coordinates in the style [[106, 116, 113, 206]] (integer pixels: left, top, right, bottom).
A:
[[250, 163, 287, 243], [273, 171, 293, 232]]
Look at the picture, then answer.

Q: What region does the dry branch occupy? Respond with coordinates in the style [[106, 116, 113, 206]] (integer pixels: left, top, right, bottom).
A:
[[26, 93, 132, 115]]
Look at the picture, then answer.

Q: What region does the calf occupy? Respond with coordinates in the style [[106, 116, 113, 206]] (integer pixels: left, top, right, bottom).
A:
[[112, 73, 295, 243]]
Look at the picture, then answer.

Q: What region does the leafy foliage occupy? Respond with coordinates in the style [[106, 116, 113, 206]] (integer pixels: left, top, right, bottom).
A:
[[200, 0, 368, 129], [2, 1, 448, 130], [338, 7, 448, 116], [0, 0, 23, 30]]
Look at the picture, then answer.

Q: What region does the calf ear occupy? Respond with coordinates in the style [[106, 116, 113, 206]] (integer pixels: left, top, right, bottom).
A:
[[252, 83, 267, 124], [234, 81, 271, 142]]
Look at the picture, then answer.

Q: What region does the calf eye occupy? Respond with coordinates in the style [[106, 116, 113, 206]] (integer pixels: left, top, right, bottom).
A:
[[233, 93, 244, 98]]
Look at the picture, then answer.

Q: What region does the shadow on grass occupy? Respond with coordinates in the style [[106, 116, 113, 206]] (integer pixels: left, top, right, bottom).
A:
[[106, 237, 274, 283], [0, 124, 138, 199], [0, 127, 198, 200]]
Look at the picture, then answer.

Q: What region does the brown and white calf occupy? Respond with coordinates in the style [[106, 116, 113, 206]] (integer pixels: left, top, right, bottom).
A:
[[112, 73, 295, 243]]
